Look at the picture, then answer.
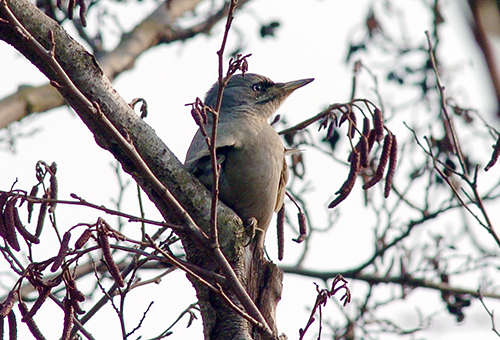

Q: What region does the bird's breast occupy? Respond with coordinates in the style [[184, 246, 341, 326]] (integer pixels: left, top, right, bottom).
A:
[[218, 121, 284, 230]]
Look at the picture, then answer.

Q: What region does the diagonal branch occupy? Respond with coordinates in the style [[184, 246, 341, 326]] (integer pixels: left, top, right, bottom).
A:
[[0, 0, 253, 129]]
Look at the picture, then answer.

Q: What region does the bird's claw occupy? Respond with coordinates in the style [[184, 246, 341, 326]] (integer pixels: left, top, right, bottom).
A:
[[244, 217, 263, 247]]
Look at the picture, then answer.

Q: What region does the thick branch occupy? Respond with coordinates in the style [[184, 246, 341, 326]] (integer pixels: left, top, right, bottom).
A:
[[0, 0, 252, 129]]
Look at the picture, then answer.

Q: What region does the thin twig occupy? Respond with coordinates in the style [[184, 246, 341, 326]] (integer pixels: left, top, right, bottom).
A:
[[207, 0, 239, 250], [423, 32, 500, 247], [425, 31, 467, 175], [478, 290, 500, 337]]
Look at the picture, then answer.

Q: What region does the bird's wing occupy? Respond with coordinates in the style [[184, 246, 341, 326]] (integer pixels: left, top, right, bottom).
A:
[[275, 148, 297, 211], [275, 154, 289, 212], [185, 129, 237, 170]]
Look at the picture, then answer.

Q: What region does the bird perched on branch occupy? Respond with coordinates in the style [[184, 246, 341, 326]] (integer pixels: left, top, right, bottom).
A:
[[185, 73, 313, 246]]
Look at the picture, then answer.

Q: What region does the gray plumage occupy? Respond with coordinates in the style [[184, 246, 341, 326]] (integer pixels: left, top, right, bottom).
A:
[[185, 73, 313, 242]]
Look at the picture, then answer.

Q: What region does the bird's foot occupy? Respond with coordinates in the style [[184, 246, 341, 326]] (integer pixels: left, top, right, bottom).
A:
[[243, 217, 263, 247]]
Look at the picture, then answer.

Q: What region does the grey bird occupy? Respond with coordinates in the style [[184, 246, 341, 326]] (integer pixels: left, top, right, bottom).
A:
[[185, 73, 313, 246]]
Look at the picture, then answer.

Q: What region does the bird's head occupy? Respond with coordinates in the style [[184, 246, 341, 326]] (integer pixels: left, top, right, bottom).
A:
[[204, 73, 314, 120]]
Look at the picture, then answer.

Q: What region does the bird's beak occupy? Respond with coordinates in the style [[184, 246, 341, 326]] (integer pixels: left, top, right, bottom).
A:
[[260, 77, 314, 107], [279, 78, 314, 94]]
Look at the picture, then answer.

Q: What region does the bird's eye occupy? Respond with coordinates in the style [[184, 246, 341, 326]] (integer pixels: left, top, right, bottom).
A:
[[252, 84, 264, 92]]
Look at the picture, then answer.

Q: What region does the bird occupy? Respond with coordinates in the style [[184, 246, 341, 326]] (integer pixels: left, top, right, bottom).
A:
[[185, 73, 313, 247]]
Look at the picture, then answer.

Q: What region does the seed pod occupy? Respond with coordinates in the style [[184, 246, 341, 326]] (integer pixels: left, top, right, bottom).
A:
[[66, 276, 85, 302], [0, 311, 4, 338], [284, 131, 296, 146], [191, 106, 206, 128], [362, 117, 370, 136], [384, 135, 398, 198], [276, 205, 285, 261], [48, 174, 58, 214], [0, 191, 9, 220], [0, 310, 5, 340], [67, 0, 76, 19], [46, 276, 62, 288], [329, 150, 360, 208], [35, 195, 48, 238], [7, 309, 16, 340], [35, 162, 44, 183], [3, 200, 20, 252], [49, 162, 57, 176], [338, 111, 349, 127], [71, 299, 85, 315], [98, 233, 124, 287], [368, 128, 377, 151], [318, 116, 329, 131], [326, 121, 336, 141], [79, 0, 88, 27], [50, 232, 71, 272], [0, 191, 7, 205], [189, 98, 208, 128], [0, 290, 17, 318], [27, 185, 38, 223], [336, 151, 360, 195], [74, 229, 92, 250], [348, 110, 357, 138], [347, 134, 371, 169], [359, 135, 369, 168], [65, 276, 85, 314], [13, 207, 39, 244], [18, 302, 47, 340], [291, 153, 305, 179], [293, 212, 307, 243], [0, 192, 9, 241], [0, 208, 7, 241], [21, 285, 51, 322], [373, 108, 384, 142], [61, 298, 73, 340], [363, 133, 393, 190], [270, 114, 281, 126], [485, 136, 500, 171]]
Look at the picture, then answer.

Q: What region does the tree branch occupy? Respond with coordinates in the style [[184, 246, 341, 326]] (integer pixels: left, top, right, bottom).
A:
[[0, 0, 253, 129], [281, 266, 500, 299]]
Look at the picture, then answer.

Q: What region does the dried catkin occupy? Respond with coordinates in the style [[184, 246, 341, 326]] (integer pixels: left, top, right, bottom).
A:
[[98, 233, 125, 287], [18, 302, 47, 340], [0, 291, 17, 318], [276, 205, 285, 261], [384, 135, 398, 198], [373, 108, 384, 142], [13, 207, 39, 244], [3, 200, 20, 252], [74, 229, 92, 250], [27, 185, 38, 223], [293, 212, 307, 243], [363, 133, 393, 190], [485, 136, 500, 171], [329, 150, 360, 208], [50, 232, 71, 272]]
